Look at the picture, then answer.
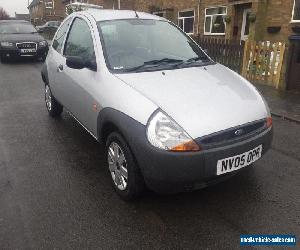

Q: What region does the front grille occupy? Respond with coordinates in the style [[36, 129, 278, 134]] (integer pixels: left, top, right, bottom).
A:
[[197, 119, 267, 148], [16, 42, 37, 49]]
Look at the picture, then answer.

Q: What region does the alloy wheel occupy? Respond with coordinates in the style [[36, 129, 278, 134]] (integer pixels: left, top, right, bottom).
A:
[[45, 85, 52, 111], [107, 142, 128, 191]]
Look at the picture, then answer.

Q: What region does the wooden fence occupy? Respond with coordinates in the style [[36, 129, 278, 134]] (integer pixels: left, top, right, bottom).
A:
[[193, 36, 245, 73], [241, 41, 286, 88], [192, 36, 286, 88]]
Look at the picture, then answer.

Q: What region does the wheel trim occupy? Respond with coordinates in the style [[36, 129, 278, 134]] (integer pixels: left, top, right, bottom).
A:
[[45, 85, 52, 111], [108, 142, 128, 191]]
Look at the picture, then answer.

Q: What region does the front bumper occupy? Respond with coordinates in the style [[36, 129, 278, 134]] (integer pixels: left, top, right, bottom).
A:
[[130, 127, 273, 194], [0, 46, 49, 59]]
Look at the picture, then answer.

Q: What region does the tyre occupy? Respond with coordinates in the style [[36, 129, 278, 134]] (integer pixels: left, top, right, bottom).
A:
[[45, 84, 63, 117], [106, 132, 145, 201], [0, 55, 8, 63]]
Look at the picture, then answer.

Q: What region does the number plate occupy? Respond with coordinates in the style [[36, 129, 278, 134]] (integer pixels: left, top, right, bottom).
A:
[[21, 49, 36, 53], [217, 145, 262, 175]]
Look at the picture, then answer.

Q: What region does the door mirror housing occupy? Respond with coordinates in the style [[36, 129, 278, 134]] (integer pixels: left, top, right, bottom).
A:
[[66, 56, 97, 71]]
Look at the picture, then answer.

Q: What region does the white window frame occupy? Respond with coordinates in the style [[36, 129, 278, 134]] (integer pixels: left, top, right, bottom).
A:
[[291, 0, 300, 23], [204, 6, 227, 36], [45, 1, 54, 9], [178, 9, 195, 35]]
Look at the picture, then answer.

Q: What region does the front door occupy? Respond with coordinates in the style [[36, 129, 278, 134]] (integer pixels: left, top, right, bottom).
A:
[[241, 9, 251, 41], [56, 16, 99, 135], [287, 40, 300, 91]]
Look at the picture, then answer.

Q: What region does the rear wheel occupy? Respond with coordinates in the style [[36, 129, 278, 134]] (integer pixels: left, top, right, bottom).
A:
[[106, 132, 145, 201], [45, 84, 63, 117]]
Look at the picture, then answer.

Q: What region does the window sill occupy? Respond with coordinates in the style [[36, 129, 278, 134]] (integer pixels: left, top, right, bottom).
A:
[[290, 20, 300, 23], [204, 33, 226, 36]]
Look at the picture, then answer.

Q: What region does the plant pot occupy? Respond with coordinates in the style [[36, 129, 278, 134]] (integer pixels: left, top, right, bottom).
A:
[[292, 26, 300, 34], [224, 15, 231, 23], [248, 13, 256, 23], [267, 26, 281, 33]]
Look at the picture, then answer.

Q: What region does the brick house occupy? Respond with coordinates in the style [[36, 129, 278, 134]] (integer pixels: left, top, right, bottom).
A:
[[28, 0, 67, 25], [28, 0, 105, 25]]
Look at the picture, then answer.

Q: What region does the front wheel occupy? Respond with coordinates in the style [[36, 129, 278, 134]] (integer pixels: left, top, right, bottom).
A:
[[45, 84, 63, 117], [106, 132, 145, 201]]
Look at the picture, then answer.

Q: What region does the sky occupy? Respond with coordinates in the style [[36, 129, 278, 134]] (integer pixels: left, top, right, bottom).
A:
[[0, 0, 29, 17]]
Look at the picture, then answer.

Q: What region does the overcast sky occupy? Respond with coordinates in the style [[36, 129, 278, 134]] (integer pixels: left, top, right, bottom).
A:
[[0, 0, 29, 17]]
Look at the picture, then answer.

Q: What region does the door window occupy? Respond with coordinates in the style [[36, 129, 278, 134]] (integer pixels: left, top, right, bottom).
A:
[[52, 18, 72, 54], [241, 9, 251, 41], [64, 17, 95, 62]]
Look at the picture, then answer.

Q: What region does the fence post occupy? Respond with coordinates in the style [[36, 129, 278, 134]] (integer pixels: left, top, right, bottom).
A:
[[274, 43, 286, 89], [241, 40, 249, 76]]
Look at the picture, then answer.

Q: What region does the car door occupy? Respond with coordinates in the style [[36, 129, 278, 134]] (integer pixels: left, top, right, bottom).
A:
[[57, 16, 99, 135], [47, 17, 73, 103]]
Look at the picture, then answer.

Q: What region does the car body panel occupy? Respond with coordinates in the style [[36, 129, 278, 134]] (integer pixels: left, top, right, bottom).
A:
[[43, 10, 273, 193], [115, 64, 269, 138], [46, 13, 158, 136]]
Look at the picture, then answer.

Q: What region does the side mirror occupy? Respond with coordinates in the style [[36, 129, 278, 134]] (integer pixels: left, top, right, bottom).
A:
[[66, 56, 97, 71]]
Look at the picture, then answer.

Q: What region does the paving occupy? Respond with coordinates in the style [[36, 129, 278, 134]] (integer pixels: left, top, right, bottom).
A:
[[254, 83, 300, 123], [0, 59, 299, 249]]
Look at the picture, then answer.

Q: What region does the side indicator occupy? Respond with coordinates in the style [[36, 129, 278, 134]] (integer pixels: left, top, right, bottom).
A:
[[92, 103, 98, 112]]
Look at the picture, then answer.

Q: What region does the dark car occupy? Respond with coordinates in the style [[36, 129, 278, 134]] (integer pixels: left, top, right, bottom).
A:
[[0, 20, 49, 62], [36, 21, 61, 33]]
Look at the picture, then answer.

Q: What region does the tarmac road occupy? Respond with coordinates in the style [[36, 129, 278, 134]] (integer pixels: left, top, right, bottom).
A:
[[0, 59, 299, 249]]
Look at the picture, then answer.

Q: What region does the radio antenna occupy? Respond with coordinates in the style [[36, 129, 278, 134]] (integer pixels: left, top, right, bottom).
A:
[[134, 10, 139, 18]]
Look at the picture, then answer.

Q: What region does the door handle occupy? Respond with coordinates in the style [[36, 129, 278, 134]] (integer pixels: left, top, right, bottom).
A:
[[57, 64, 64, 72]]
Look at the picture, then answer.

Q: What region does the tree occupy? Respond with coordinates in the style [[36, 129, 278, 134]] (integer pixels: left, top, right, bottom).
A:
[[0, 7, 10, 20]]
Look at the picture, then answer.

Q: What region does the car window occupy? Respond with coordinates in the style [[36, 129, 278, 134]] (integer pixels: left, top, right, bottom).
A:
[[98, 19, 209, 72], [52, 18, 72, 54], [64, 18, 95, 62], [0, 22, 37, 34]]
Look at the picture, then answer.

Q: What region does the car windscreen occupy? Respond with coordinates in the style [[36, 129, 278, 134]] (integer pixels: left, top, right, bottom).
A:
[[0, 23, 37, 34], [97, 19, 211, 72]]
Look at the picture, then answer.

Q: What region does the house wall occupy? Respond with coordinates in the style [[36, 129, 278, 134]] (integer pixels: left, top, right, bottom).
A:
[[255, 0, 295, 43]]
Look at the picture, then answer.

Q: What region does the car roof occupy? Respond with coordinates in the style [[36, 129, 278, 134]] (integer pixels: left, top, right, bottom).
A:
[[80, 9, 163, 22], [0, 20, 31, 24]]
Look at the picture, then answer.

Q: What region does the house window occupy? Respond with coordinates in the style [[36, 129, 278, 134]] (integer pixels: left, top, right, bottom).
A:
[[45, 1, 53, 9], [178, 10, 195, 34], [153, 11, 165, 18], [292, 0, 300, 21], [204, 7, 227, 35]]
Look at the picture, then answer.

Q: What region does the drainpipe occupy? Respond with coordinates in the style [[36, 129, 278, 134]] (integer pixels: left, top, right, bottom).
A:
[[118, 0, 121, 10], [197, 0, 201, 35]]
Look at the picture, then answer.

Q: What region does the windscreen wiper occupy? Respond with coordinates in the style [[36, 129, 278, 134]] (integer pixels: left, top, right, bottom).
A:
[[126, 58, 184, 72], [173, 55, 211, 68]]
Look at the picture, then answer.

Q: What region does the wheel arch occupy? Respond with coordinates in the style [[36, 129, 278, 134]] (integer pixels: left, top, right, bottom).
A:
[[41, 62, 49, 85]]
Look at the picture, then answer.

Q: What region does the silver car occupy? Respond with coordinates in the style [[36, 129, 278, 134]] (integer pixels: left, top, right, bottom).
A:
[[42, 9, 273, 200]]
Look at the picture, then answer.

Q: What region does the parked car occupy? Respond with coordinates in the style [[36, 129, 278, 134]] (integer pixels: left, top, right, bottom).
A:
[[42, 9, 273, 200], [0, 20, 49, 62], [36, 21, 61, 33]]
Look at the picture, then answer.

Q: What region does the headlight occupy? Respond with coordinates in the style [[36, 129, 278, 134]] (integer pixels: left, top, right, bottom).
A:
[[146, 110, 201, 152], [39, 40, 48, 47], [0, 42, 14, 47]]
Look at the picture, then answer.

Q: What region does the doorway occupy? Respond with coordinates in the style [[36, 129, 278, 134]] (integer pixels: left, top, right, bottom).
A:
[[287, 37, 300, 91]]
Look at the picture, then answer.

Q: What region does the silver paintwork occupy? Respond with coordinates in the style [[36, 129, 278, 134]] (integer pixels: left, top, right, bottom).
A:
[[108, 142, 128, 190], [46, 10, 270, 142]]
